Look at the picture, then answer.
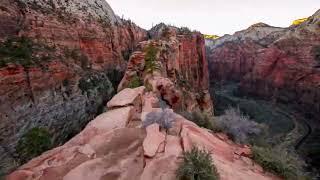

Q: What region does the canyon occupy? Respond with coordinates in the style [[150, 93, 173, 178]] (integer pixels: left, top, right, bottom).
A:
[[0, 0, 319, 179], [206, 10, 320, 119], [0, 0, 147, 174], [7, 25, 279, 180], [206, 9, 320, 175]]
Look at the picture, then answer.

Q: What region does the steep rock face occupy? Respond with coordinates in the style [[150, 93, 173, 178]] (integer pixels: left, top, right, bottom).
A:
[[0, 0, 147, 174], [119, 25, 213, 114], [207, 10, 320, 118], [8, 86, 280, 180]]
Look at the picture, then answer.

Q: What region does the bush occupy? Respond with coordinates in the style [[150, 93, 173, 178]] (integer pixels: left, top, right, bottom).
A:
[[177, 147, 219, 180], [216, 107, 263, 144], [145, 81, 153, 92], [180, 111, 218, 132], [252, 146, 306, 179], [64, 48, 89, 69], [78, 72, 113, 95], [16, 127, 52, 163], [0, 36, 54, 68], [143, 109, 176, 131], [144, 45, 160, 73], [127, 74, 142, 89]]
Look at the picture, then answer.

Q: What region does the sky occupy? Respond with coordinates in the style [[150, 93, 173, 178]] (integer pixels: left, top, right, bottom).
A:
[[107, 0, 320, 36]]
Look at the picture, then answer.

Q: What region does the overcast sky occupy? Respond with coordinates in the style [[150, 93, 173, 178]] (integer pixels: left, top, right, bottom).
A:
[[107, 0, 319, 36]]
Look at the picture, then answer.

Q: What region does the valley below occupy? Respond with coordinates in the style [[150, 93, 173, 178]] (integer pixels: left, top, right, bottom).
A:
[[0, 0, 319, 179], [211, 81, 320, 176]]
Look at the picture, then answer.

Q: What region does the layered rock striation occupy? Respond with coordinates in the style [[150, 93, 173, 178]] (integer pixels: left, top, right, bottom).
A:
[[206, 10, 320, 118], [119, 24, 213, 114], [0, 0, 147, 173]]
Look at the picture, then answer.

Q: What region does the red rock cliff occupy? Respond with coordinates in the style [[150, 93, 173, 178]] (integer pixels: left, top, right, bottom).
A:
[[118, 24, 213, 114], [207, 10, 320, 119], [0, 0, 147, 173]]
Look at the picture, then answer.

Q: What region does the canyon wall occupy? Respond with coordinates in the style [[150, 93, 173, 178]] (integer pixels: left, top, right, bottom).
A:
[[119, 24, 213, 114], [8, 24, 280, 180], [207, 10, 320, 118], [0, 0, 147, 174]]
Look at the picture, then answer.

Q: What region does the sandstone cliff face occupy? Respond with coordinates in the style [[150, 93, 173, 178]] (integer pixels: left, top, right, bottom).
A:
[[207, 10, 320, 118], [7, 86, 279, 180], [118, 25, 213, 114], [0, 0, 147, 173], [5, 16, 282, 179]]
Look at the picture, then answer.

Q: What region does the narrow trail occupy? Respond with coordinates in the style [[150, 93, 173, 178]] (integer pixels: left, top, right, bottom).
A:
[[294, 114, 312, 150], [271, 106, 311, 150]]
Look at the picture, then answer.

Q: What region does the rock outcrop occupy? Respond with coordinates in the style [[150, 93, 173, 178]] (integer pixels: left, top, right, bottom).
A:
[[119, 24, 213, 114], [8, 85, 280, 180], [206, 9, 320, 119], [0, 0, 147, 174]]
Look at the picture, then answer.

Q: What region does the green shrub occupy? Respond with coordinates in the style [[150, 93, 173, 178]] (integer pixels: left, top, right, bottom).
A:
[[16, 127, 52, 163], [180, 111, 219, 132], [78, 73, 112, 95], [177, 147, 219, 180], [145, 81, 153, 92], [0, 37, 33, 67], [0, 36, 54, 68], [144, 45, 160, 73], [252, 146, 306, 179], [64, 48, 89, 69], [127, 75, 142, 89]]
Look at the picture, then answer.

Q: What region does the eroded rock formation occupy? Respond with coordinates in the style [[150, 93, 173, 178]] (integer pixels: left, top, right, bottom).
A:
[[119, 25, 213, 114], [7, 22, 282, 179], [0, 0, 147, 173], [8, 85, 280, 180], [206, 10, 320, 118]]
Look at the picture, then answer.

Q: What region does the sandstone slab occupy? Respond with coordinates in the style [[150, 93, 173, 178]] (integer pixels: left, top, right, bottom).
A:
[[107, 87, 145, 108], [8, 128, 145, 180], [143, 124, 166, 158], [141, 135, 182, 180]]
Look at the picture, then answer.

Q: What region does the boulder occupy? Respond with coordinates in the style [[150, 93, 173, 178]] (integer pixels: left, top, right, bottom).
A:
[[140, 135, 182, 180], [66, 106, 135, 146], [107, 87, 145, 108]]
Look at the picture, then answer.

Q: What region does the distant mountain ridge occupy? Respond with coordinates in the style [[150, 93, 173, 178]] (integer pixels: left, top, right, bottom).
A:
[[206, 9, 320, 117]]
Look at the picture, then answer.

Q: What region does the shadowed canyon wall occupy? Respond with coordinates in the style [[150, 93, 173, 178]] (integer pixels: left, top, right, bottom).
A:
[[0, 0, 147, 173]]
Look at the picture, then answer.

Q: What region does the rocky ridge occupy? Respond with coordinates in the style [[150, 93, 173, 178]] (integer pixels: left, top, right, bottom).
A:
[[119, 25, 213, 114], [7, 85, 280, 180]]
